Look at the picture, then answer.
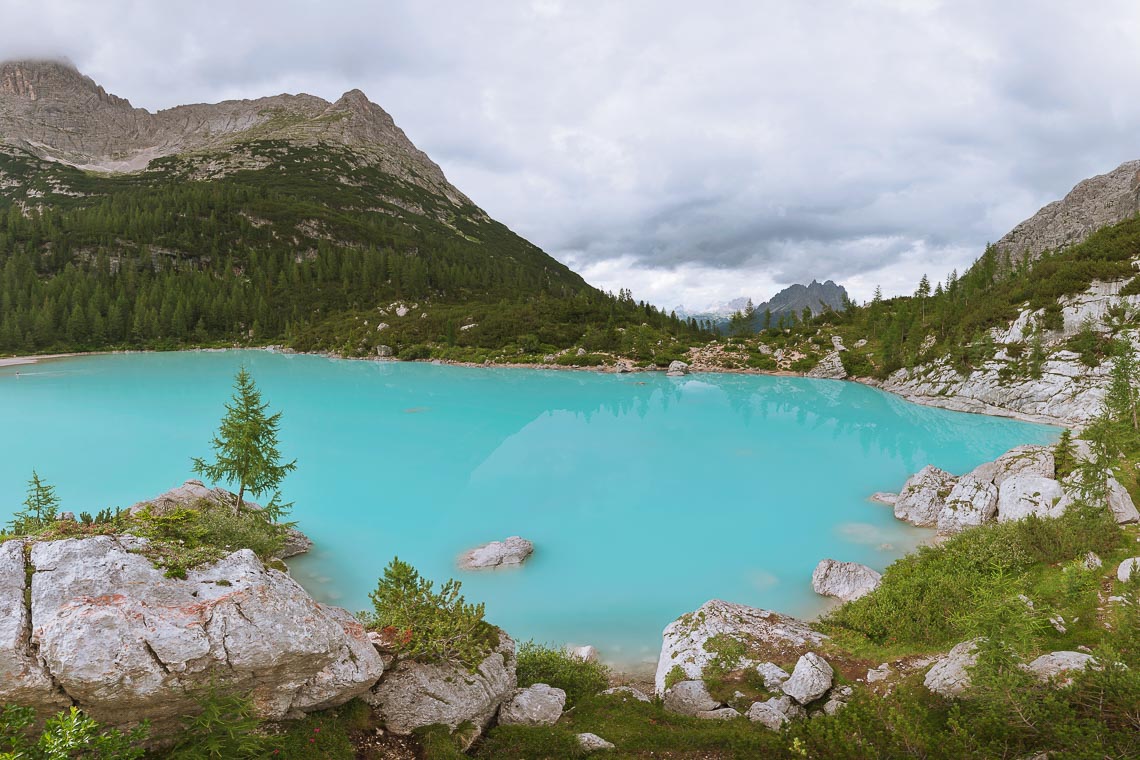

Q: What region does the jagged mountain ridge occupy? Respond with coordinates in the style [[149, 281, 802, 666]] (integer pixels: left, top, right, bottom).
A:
[[0, 59, 468, 204], [995, 159, 1140, 266], [677, 280, 849, 326]]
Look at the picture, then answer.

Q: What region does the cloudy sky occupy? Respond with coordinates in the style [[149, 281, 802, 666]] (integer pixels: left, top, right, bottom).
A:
[[4, 0, 1140, 309]]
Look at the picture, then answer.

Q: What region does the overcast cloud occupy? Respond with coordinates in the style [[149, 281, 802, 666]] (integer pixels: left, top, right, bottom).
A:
[[3, 0, 1139, 309]]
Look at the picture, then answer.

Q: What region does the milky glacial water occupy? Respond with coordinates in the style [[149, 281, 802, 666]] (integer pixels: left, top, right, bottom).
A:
[[0, 350, 1059, 670]]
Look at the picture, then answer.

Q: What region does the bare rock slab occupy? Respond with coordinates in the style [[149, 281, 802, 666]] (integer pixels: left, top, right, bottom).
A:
[[663, 680, 719, 716], [459, 536, 534, 569], [894, 465, 957, 527], [811, 559, 881, 602], [499, 682, 566, 726], [924, 639, 980, 698], [781, 652, 834, 705]]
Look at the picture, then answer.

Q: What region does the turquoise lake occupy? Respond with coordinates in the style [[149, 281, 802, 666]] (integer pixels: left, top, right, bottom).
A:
[[0, 350, 1059, 670]]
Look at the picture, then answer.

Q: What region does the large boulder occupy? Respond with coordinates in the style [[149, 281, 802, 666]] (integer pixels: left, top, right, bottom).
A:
[[666, 360, 690, 377], [780, 652, 833, 705], [996, 475, 1065, 522], [937, 475, 999, 533], [756, 662, 790, 688], [1057, 472, 1140, 524], [746, 695, 806, 730], [498, 683, 566, 726], [806, 351, 847, 380], [577, 733, 615, 751], [894, 465, 958, 527], [924, 639, 980, 698], [0, 541, 71, 715], [810, 560, 882, 602], [971, 445, 1055, 486], [654, 600, 827, 696], [1118, 557, 1140, 582], [22, 537, 382, 729], [1106, 476, 1140, 524], [1026, 651, 1094, 684], [459, 536, 534, 569], [366, 629, 516, 736]]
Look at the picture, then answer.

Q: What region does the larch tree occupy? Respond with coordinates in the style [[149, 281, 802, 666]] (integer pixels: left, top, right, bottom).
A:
[[192, 367, 296, 515]]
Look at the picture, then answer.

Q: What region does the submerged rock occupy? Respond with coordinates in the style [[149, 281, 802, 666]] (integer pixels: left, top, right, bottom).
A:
[[654, 599, 827, 696], [810, 560, 881, 602], [459, 536, 534, 569], [366, 629, 516, 737], [869, 492, 898, 506], [499, 683, 566, 726], [19, 537, 381, 729], [894, 465, 957, 527]]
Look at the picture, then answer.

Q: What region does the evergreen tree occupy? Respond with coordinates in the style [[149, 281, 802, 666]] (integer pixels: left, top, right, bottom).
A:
[[192, 367, 296, 513], [8, 470, 61, 534], [1106, 340, 1139, 430]]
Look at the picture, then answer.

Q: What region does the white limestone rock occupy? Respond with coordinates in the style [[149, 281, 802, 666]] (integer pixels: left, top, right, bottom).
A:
[[25, 537, 383, 729], [996, 475, 1065, 522], [746, 695, 806, 730], [1026, 651, 1094, 684], [1106, 476, 1140, 524], [568, 645, 599, 663], [756, 662, 790, 688], [366, 629, 516, 736], [663, 680, 719, 716], [810, 560, 882, 602], [806, 351, 847, 379], [601, 686, 651, 703], [666, 360, 690, 376], [822, 684, 853, 716], [937, 475, 999, 533], [869, 492, 898, 506], [577, 732, 615, 751], [974, 445, 1055, 486], [459, 536, 534, 569], [781, 652, 833, 705], [924, 639, 980, 698], [696, 707, 742, 720], [654, 600, 827, 696], [1117, 557, 1140, 582], [894, 465, 958, 527], [499, 683, 566, 726], [614, 359, 634, 373]]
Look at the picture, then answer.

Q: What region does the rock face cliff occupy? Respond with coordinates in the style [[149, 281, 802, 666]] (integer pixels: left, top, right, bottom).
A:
[[0, 58, 468, 204], [995, 159, 1140, 265]]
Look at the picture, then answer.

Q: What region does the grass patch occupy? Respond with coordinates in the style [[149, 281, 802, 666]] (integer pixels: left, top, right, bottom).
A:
[[516, 642, 611, 708]]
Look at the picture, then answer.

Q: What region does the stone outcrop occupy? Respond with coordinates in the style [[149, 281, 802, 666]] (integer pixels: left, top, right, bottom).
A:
[[498, 683, 566, 726], [577, 733, 616, 751], [994, 159, 1140, 266], [780, 652, 834, 705], [1105, 477, 1140, 524], [459, 536, 534, 569], [666, 360, 690, 377], [663, 680, 718, 716], [1118, 557, 1140, 582], [810, 560, 882, 602], [894, 465, 957, 527], [746, 695, 806, 730], [996, 475, 1065, 522], [937, 475, 999, 533], [806, 351, 847, 379], [365, 629, 516, 736], [1026, 651, 1094, 684], [7, 536, 382, 730], [130, 479, 312, 559], [654, 600, 827, 696], [756, 662, 790, 688], [972, 445, 1055, 486], [924, 639, 980, 698]]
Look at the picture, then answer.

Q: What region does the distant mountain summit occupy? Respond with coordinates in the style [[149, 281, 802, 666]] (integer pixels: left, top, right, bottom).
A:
[[0, 58, 468, 204], [675, 280, 848, 326], [995, 159, 1140, 266]]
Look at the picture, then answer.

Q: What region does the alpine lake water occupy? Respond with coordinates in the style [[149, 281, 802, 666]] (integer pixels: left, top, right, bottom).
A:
[[0, 350, 1060, 672]]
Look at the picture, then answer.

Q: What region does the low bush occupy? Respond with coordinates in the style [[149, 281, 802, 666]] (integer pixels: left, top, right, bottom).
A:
[[515, 642, 610, 708], [1, 704, 147, 760], [555, 352, 606, 367], [167, 689, 276, 760]]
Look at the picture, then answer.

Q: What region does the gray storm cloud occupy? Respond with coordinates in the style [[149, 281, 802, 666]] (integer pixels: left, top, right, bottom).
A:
[[2, 0, 1139, 307]]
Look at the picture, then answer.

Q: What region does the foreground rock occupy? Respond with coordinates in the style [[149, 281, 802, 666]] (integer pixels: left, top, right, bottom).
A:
[[894, 465, 957, 527], [130, 479, 312, 559], [806, 351, 847, 379], [666, 360, 690, 377], [654, 600, 827, 696], [1118, 557, 1140, 582], [746, 695, 805, 730], [996, 475, 1065, 522], [1026, 651, 1094, 684], [924, 639, 980, 698], [12, 537, 382, 729], [459, 536, 534, 569], [365, 630, 516, 736], [663, 680, 718, 716], [811, 560, 882, 602], [577, 733, 616, 751], [971, 445, 1055, 486], [1106, 477, 1140, 523], [498, 683, 566, 726], [937, 475, 999, 533], [781, 652, 834, 705]]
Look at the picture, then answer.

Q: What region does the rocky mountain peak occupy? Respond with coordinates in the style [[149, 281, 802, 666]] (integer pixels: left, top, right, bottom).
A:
[[995, 159, 1140, 265], [0, 59, 130, 108]]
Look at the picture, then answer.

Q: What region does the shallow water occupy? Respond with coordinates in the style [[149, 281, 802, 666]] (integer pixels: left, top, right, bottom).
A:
[[0, 350, 1058, 669]]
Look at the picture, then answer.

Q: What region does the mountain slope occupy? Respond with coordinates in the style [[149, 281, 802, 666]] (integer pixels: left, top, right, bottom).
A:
[[754, 279, 848, 319], [0, 60, 703, 360]]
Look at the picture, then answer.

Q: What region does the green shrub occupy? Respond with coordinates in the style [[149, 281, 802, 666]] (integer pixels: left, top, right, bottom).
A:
[[414, 724, 469, 760], [7, 471, 61, 536], [746, 354, 778, 371], [840, 351, 875, 377], [272, 700, 374, 759], [365, 557, 496, 670], [168, 690, 276, 759], [397, 344, 432, 360], [516, 642, 611, 708], [790, 356, 817, 373], [555, 352, 605, 367], [1, 704, 147, 760]]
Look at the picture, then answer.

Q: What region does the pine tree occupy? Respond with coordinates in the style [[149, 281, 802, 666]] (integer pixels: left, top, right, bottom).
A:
[[192, 367, 296, 513], [1106, 340, 1139, 430], [9, 470, 61, 534]]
